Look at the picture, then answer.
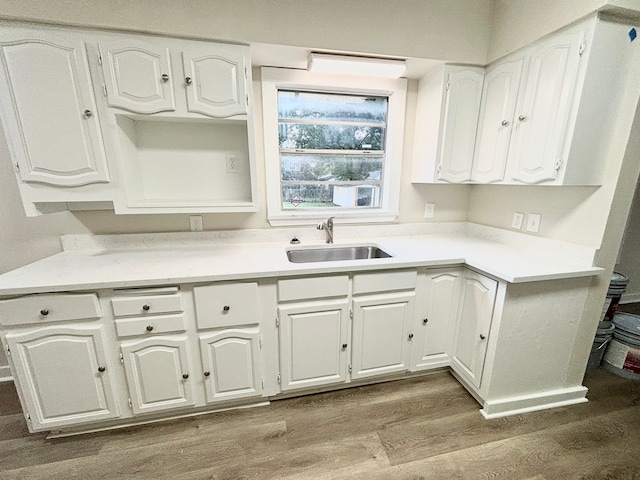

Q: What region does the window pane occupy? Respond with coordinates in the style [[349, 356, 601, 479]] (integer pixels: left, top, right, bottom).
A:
[[279, 123, 385, 150], [278, 91, 387, 123], [281, 154, 383, 182], [282, 184, 381, 209]]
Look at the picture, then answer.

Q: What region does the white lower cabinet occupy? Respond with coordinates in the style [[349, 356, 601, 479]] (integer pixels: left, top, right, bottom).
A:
[[351, 292, 414, 379], [199, 327, 263, 402], [450, 270, 498, 389], [411, 268, 462, 370], [278, 300, 350, 391], [5, 324, 120, 431], [120, 335, 196, 415]]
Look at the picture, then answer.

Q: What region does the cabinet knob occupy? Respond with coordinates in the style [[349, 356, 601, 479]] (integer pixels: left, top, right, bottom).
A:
[[203, 371, 211, 377], [83, 109, 92, 117], [501, 120, 509, 126], [40, 309, 49, 316], [479, 334, 486, 340], [342, 343, 348, 349], [161, 73, 169, 82], [408, 333, 414, 340], [146, 325, 154, 332], [97, 366, 106, 373], [185, 76, 192, 85], [223, 305, 230, 312], [518, 115, 527, 121], [422, 318, 429, 325], [142, 304, 151, 311], [182, 373, 189, 379]]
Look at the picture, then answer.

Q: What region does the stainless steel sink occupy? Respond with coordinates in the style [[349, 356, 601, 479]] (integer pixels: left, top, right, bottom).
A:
[[286, 245, 393, 263]]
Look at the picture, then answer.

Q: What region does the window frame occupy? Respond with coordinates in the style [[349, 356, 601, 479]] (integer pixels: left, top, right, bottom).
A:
[[261, 67, 407, 226]]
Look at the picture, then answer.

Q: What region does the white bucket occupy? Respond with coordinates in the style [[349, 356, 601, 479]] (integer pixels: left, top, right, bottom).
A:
[[603, 313, 640, 381]]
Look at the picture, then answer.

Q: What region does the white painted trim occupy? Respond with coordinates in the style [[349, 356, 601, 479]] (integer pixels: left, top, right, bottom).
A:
[[620, 292, 640, 304], [0, 365, 12, 382], [480, 386, 588, 419]]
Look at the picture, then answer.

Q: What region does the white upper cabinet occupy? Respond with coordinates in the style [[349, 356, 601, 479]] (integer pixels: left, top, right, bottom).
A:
[[507, 29, 585, 184], [471, 59, 523, 183], [99, 39, 175, 114], [182, 45, 248, 118], [412, 65, 484, 183], [0, 30, 110, 187]]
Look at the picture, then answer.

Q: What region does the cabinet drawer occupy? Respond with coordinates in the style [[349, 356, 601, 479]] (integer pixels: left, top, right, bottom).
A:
[[194, 282, 260, 329], [278, 275, 349, 302], [115, 314, 187, 338], [0, 293, 101, 326], [111, 293, 183, 318], [353, 269, 417, 295]]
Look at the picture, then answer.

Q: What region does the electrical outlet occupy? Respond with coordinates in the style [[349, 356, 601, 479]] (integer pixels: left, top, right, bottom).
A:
[[526, 213, 542, 233], [226, 153, 239, 173], [512, 212, 524, 230], [424, 203, 435, 218], [189, 215, 203, 232]]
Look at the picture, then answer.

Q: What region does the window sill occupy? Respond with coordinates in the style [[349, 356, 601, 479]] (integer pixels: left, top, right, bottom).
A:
[[267, 211, 399, 227]]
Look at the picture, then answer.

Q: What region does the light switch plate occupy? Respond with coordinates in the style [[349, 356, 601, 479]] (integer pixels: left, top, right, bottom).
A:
[[526, 213, 542, 233], [512, 212, 524, 230], [424, 203, 435, 218]]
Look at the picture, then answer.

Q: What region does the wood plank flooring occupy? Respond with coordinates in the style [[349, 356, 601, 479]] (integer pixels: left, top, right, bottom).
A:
[[0, 369, 639, 479]]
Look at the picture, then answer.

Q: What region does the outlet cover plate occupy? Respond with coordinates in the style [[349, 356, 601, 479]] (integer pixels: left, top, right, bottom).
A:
[[424, 203, 435, 219], [512, 212, 524, 229], [526, 213, 542, 233]]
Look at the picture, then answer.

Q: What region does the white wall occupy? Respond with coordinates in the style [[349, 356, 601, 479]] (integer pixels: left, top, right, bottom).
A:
[[617, 180, 640, 301]]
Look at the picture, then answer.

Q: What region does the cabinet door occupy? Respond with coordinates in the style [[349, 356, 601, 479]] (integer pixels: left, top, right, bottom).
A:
[[278, 300, 349, 391], [352, 292, 414, 380], [411, 269, 461, 371], [5, 325, 119, 431], [438, 68, 484, 183], [199, 328, 263, 403], [450, 270, 498, 389], [0, 32, 110, 186], [182, 45, 248, 118], [508, 29, 585, 184], [121, 336, 195, 414], [471, 59, 524, 183], [99, 39, 175, 114]]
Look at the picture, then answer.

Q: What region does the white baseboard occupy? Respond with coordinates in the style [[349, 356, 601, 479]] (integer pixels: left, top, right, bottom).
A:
[[621, 292, 640, 304], [480, 386, 589, 419], [0, 365, 12, 382]]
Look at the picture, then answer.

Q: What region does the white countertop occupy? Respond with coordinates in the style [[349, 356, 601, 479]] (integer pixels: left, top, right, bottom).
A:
[[0, 223, 603, 296]]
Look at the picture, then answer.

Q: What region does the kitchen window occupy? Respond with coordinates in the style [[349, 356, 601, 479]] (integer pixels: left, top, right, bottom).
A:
[[261, 67, 407, 226]]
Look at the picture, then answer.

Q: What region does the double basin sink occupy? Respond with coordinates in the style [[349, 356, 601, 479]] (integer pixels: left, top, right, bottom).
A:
[[286, 244, 392, 263]]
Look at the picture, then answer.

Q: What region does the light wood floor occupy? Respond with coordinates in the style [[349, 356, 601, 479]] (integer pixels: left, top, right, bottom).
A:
[[0, 369, 639, 479]]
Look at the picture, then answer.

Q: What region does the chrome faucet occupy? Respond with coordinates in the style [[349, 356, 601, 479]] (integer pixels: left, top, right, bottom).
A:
[[317, 216, 334, 244]]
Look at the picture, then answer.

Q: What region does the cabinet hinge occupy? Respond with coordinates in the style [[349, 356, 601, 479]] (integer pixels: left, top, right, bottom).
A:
[[579, 40, 586, 56], [15, 162, 20, 173], [261, 378, 264, 389], [246, 94, 249, 107], [445, 81, 450, 91], [349, 308, 353, 319], [244, 65, 248, 79], [102, 84, 108, 97], [5, 345, 10, 356], [97, 53, 102, 65], [348, 364, 352, 374], [26, 413, 31, 423], [259, 335, 263, 349], [119, 352, 124, 364], [555, 158, 563, 171], [275, 316, 280, 328], [437, 164, 442, 173], [128, 398, 132, 409], [277, 374, 281, 384]]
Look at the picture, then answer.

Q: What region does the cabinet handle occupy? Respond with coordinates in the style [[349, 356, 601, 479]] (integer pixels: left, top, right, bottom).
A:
[[97, 366, 106, 373], [182, 373, 189, 379], [142, 304, 151, 311], [203, 371, 211, 377], [501, 120, 509, 126], [40, 309, 49, 316], [479, 334, 486, 340], [185, 76, 192, 85], [408, 333, 414, 340], [342, 343, 348, 349], [518, 115, 527, 121], [146, 325, 154, 332], [83, 109, 92, 117], [223, 305, 230, 312], [422, 318, 429, 325], [161, 73, 169, 82]]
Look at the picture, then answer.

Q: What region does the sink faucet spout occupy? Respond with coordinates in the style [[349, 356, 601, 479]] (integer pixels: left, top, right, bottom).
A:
[[317, 216, 334, 244]]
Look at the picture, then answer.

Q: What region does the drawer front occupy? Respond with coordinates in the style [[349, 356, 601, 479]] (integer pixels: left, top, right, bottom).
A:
[[0, 293, 101, 326], [194, 282, 260, 329], [115, 314, 187, 338], [278, 275, 349, 302], [353, 269, 417, 295], [111, 293, 183, 318]]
